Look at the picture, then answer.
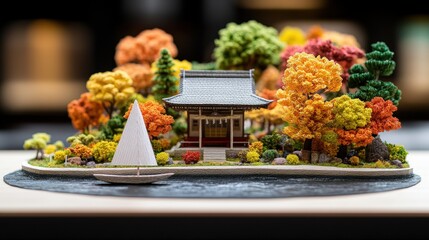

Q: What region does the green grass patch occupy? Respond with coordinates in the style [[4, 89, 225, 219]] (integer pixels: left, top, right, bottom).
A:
[[28, 159, 409, 169]]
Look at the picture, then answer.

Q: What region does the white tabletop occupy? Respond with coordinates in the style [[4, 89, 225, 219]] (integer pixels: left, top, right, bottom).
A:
[[1, 150, 428, 217]]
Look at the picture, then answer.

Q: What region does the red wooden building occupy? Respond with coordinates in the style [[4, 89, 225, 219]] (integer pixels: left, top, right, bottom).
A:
[[163, 70, 271, 148]]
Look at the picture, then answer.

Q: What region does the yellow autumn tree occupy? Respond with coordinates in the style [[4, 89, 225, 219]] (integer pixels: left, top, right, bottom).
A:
[[277, 52, 342, 161], [331, 95, 373, 158], [86, 70, 135, 118]]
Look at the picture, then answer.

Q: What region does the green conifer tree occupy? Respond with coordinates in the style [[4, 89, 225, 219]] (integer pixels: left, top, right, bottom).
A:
[[365, 42, 396, 79], [152, 49, 178, 102], [349, 42, 401, 106], [348, 65, 374, 89]]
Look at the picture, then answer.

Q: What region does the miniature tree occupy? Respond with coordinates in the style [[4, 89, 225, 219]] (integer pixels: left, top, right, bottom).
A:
[[349, 42, 401, 106], [91, 141, 117, 163], [258, 89, 281, 133], [67, 134, 97, 147], [152, 58, 192, 80], [124, 101, 174, 139], [44, 141, 64, 155], [277, 52, 342, 161], [365, 42, 396, 79], [280, 39, 364, 88], [347, 65, 373, 89], [331, 95, 372, 131], [115, 28, 178, 66], [349, 80, 401, 106], [67, 93, 105, 133], [151, 49, 178, 102], [256, 65, 280, 92], [214, 20, 284, 73], [331, 95, 373, 158], [365, 97, 401, 136], [86, 70, 135, 118], [98, 115, 126, 140], [364, 97, 401, 162], [114, 63, 153, 96], [23, 133, 51, 159], [278, 26, 306, 46]]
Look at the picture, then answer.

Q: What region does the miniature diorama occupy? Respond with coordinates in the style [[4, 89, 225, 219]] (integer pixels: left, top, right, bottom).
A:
[[12, 20, 416, 194]]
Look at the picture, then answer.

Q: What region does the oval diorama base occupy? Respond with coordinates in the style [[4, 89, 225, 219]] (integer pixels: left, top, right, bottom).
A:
[[22, 160, 413, 177]]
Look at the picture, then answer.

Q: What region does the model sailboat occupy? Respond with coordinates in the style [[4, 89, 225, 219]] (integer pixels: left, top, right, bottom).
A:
[[94, 100, 174, 184]]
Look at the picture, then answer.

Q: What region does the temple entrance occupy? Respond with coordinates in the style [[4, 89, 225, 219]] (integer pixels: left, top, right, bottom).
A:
[[204, 119, 228, 138]]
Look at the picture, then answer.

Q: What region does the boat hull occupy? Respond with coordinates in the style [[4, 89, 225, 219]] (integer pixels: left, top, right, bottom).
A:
[[93, 173, 174, 184]]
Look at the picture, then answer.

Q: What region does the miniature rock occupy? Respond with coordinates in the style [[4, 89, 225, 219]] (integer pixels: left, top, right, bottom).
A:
[[293, 151, 302, 159], [366, 135, 390, 162], [86, 161, 96, 168], [390, 159, 403, 168], [168, 157, 174, 165], [272, 158, 286, 165], [330, 157, 342, 164], [68, 157, 82, 165], [318, 153, 332, 163]]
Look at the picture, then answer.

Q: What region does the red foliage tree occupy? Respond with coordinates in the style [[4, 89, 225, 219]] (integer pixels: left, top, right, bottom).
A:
[[365, 97, 401, 135]]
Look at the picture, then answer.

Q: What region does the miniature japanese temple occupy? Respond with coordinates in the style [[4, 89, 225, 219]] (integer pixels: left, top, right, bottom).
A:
[[163, 70, 271, 148]]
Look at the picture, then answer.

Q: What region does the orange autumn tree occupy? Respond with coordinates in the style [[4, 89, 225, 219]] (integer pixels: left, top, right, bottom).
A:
[[115, 28, 178, 66], [277, 52, 342, 161], [114, 63, 153, 95], [258, 89, 281, 132], [67, 93, 105, 133], [124, 101, 174, 139]]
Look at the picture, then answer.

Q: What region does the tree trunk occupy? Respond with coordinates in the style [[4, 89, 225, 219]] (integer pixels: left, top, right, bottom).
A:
[[337, 144, 348, 160], [267, 121, 271, 134], [302, 139, 312, 162]]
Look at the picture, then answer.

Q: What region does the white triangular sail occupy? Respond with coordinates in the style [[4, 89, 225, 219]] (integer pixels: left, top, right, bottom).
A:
[[111, 100, 157, 166]]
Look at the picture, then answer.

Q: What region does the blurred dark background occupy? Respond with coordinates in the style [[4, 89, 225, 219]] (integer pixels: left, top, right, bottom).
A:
[[1, 0, 429, 149]]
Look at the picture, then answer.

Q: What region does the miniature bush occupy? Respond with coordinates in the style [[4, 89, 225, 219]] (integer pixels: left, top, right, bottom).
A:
[[386, 143, 408, 163], [44, 145, 57, 155], [349, 156, 360, 166], [182, 151, 200, 164], [69, 144, 92, 160], [249, 141, 263, 155], [53, 150, 67, 164], [375, 160, 391, 168], [246, 151, 260, 163], [156, 152, 170, 166], [261, 133, 281, 152], [151, 140, 163, 154], [237, 150, 249, 162], [286, 154, 300, 165], [261, 149, 278, 163], [67, 134, 97, 147], [92, 141, 117, 163]]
